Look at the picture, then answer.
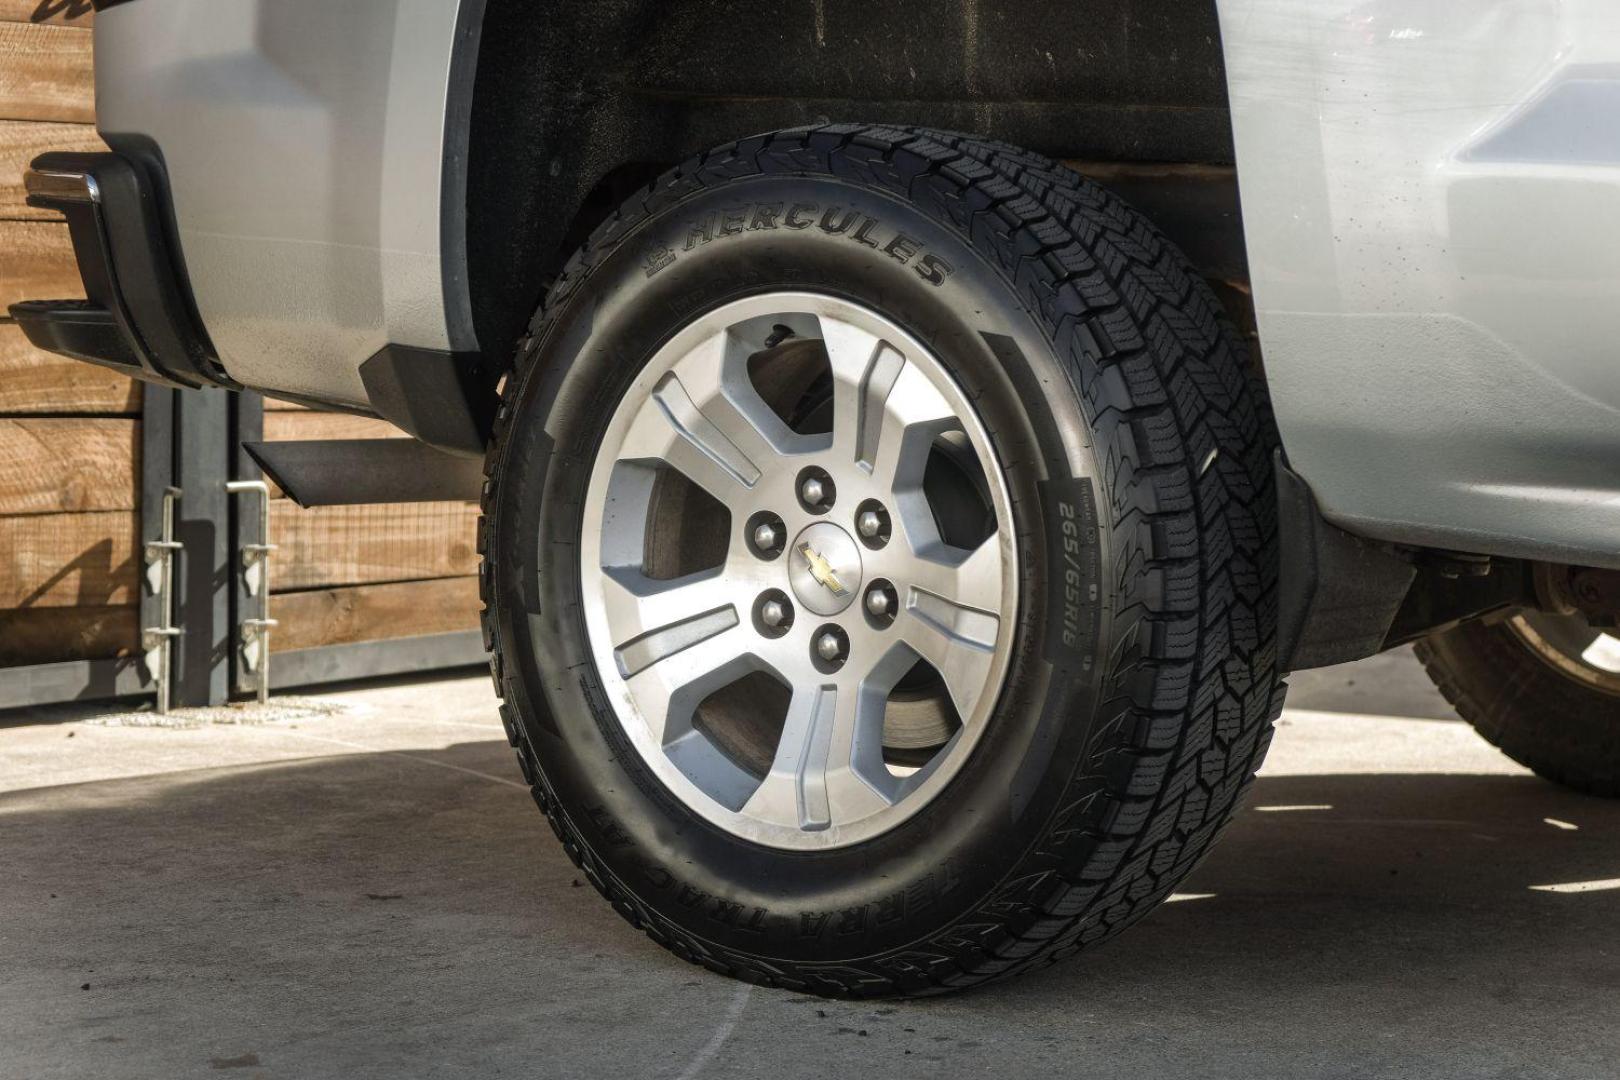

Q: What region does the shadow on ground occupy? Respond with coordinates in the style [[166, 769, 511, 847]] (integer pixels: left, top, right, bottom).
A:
[[3, 687, 1618, 1077]]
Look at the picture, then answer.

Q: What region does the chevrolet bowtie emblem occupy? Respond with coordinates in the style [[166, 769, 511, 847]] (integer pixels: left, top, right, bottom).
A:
[[797, 541, 848, 596]]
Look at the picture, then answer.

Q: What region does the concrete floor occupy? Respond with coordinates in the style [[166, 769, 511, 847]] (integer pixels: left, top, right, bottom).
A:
[[3, 648, 1618, 1079]]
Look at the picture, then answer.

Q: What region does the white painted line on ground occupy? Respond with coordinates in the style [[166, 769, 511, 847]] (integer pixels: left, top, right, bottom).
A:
[[1253, 804, 1333, 812], [423, 719, 507, 732], [1165, 893, 1216, 903], [672, 982, 753, 1080], [1544, 818, 1580, 831], [251, 727, 528, 791], [1530, 878, 1620, 894]]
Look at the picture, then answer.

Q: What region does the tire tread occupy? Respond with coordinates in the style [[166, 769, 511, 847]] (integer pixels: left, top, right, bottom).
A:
[[478, 125, 1285, 996]]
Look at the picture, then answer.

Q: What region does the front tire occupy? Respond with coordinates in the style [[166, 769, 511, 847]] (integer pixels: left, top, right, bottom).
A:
[[1417, 613, 1620, 796], [480, 126, 1284, 996]]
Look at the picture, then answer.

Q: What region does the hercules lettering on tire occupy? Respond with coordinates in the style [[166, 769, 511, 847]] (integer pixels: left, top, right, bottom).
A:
[[478, 125, 1285, 997]]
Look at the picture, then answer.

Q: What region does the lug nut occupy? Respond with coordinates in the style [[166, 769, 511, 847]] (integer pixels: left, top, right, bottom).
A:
[[816, 631, 843, 662], [755, 591, 794, 636], [864, 579, 898, 628], [795, 468, 837, 514], [811, 623, 850, 668], [854, 499, 890, 549], [747, 511, 786, 558]]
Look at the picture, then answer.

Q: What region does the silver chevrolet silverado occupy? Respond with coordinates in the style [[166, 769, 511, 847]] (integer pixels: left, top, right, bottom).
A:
[[12, 0, 1619, 996]]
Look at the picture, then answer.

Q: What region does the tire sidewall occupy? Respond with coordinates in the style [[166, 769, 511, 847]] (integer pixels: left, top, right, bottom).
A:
[[490, 171, 1125, 965]]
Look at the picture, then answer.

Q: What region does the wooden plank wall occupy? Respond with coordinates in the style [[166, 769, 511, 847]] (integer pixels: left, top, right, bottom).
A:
[[0, 4, 129, 666], [0, 4, 483, 673], [261, 404, 483, 653]]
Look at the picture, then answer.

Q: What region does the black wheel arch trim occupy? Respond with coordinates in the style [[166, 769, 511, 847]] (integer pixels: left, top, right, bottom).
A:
[[440, 0, 487, 356]]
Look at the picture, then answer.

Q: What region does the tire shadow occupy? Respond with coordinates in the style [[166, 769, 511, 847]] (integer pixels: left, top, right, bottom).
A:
[[5, 725, 1620, 1075], [967, 769, 1620, 1073]]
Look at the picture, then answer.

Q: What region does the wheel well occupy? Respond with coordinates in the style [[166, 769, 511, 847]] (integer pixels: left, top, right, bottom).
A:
[[464, 0, 1240, 366]]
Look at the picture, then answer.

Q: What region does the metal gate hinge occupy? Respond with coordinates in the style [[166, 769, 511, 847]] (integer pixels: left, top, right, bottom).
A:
[[142, 488, 183, 714], [225, 481, 275, 704]]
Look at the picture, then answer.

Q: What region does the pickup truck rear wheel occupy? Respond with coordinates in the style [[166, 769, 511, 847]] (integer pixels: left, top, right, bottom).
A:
[[478, 125, 1285, 996], [1417, 613, 1620, 796]]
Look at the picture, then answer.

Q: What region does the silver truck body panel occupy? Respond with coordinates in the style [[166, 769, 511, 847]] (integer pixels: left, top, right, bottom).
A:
[[1218, 0, 1620, 568], [95, 0, 463, 407], [91, 0, 1620, 567]]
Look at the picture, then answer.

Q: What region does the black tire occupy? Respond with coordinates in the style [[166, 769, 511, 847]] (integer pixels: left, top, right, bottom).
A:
[[479, 124, 1285, 996], [1416, 616, 1620, 796]]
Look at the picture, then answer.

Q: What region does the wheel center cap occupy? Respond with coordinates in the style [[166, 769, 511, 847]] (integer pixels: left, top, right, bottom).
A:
[[788, 522, 862, 616]]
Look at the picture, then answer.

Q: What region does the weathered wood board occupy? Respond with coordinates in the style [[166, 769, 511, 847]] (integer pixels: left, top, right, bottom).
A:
[[0, 21, 93, 123], [0, 417, 137, 514], [0, 321, 140, 414], [272, 577, 480, 651]]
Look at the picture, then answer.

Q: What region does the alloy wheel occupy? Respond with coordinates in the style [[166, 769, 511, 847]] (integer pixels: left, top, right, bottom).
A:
[[578, 293, 1017, 849]]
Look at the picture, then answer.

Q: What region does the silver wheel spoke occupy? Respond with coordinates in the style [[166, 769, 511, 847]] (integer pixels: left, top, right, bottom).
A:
[[617, 374, 761, 501], [871, 363, 961, 490], [622, 631, 754, 746], [905, 535, 1006, 619], [602, 572, 748, 743], [667, 330, 797, 472], [616, 330, 793, 504], [819, 315, 885, 465], [895, 537, 1005, 720], [742, 682, 891, 831], [821, 314, 961, 483]]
